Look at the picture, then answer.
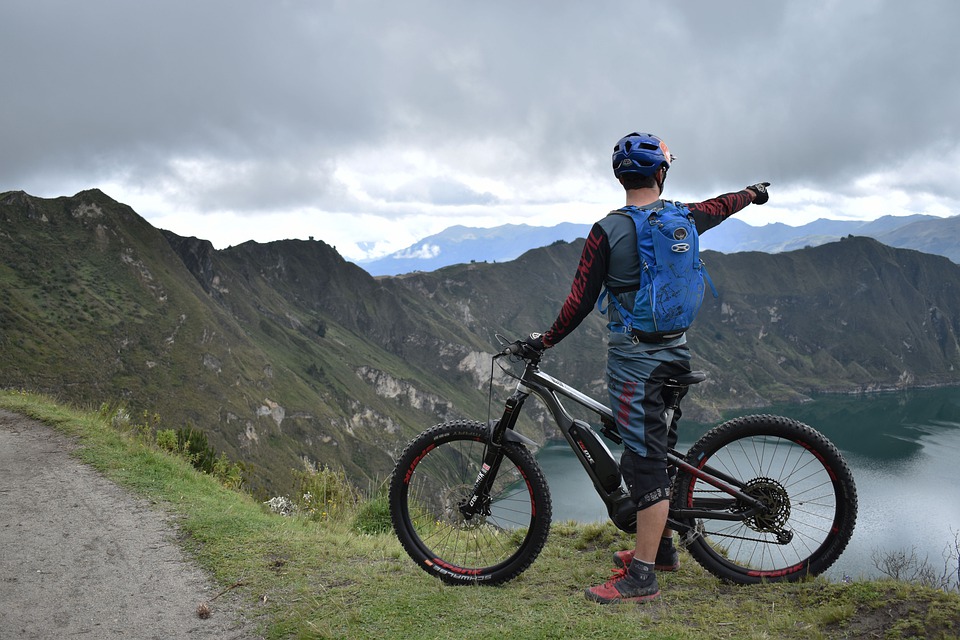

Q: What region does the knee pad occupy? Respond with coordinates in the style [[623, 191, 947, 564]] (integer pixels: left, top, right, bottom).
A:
[[621, 448, 670, 511]]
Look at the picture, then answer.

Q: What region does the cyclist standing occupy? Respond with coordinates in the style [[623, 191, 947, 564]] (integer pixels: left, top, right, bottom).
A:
[[523, 132, 770, 603]]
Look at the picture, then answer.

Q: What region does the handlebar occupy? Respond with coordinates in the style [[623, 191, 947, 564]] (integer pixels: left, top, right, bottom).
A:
[[496, 335, 543, 361], [500, 340, 524, 356]]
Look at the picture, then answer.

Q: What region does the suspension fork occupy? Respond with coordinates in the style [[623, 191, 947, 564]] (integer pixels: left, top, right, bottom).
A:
[[458, 387, 530, 519]]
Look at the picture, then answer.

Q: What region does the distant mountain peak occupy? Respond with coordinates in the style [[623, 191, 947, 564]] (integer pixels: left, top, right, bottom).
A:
[[356, 213, 957, 276], [357, 221, 593, 275]]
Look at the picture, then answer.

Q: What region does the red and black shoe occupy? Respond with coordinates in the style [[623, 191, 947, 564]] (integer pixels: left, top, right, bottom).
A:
[[585, 563, 660, 604], [613, 539, 680, 572]]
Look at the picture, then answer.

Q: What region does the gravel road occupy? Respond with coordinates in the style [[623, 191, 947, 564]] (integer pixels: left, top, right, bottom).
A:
[[0, 409, 261, 639]]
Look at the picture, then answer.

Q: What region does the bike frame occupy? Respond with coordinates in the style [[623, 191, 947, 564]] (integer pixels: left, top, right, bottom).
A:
[[463, 356, 768, 535]]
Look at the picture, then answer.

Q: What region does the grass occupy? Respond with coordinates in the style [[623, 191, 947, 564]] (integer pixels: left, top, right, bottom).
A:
[[3, 390, 960, 640]]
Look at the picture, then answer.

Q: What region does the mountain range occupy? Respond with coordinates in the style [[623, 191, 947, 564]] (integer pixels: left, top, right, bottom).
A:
[[2, 189, 959, 494], [357, 212, 960, 275]]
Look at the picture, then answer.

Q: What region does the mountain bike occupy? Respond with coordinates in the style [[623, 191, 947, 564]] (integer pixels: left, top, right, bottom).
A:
[[389, 336, 858, 586]]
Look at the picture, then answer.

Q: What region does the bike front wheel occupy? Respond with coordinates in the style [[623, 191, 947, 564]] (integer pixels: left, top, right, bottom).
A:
[[672, 414, 857, 584], [389, 420, 552, 585]]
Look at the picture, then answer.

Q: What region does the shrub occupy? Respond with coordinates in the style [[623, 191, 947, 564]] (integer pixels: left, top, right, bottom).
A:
[[154, 424, 245, 490], [213, 452, 245, 490], [353, 495, 392, 535], [176, 425, 217, 474], [293, 465, 359, 521], [872, 531, 960, 592], [156, 429, 178, 452]]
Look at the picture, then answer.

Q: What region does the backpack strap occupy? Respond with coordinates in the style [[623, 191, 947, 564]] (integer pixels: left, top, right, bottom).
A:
[[596, 286, 634, 333], [597, 205, 656, 334], [703, 265, 719, 298]]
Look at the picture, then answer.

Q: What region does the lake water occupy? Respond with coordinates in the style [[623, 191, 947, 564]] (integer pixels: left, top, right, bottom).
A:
[[537, 386, 960, 580]]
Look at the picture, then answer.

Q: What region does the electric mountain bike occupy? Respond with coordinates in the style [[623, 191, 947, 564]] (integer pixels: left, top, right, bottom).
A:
[[389, 336, 858, 586]]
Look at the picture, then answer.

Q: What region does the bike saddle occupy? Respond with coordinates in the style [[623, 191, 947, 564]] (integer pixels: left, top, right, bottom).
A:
[[666, 370, 707, 386]]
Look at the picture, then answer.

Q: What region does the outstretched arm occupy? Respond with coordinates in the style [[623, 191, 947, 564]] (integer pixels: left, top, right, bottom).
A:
[[688, 182, 770, 234], [541, 224, 610, 348]]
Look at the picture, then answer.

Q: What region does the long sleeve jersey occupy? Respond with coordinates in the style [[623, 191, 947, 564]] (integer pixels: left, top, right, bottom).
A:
[[541, 190, 754, 348]]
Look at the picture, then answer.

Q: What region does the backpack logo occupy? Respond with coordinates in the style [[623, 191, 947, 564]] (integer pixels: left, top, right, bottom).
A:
[[598, 201, 718, 341]]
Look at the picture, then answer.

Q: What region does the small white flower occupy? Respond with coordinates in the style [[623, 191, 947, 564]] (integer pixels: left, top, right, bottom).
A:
[[264, 496, 295, 516]]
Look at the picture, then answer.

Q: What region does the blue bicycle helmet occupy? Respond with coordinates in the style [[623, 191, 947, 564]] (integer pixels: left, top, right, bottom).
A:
[[612, 132, 673, 178]]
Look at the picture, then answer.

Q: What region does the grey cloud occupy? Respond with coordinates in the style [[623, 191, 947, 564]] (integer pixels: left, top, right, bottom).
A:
[[2, 0, 959, 214], [375, 177, 499, 207]]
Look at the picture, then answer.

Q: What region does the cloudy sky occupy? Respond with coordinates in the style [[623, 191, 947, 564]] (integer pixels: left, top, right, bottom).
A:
[[3, 1, 959, 261]]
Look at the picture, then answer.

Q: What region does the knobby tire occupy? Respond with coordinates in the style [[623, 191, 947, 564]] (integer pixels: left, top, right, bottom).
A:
[[389, 420, 552, 585], [671, 414, 858, 584]]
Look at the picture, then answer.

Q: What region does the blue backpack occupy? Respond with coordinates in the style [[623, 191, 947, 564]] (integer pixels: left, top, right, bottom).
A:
[[598, 201, 717, 341]]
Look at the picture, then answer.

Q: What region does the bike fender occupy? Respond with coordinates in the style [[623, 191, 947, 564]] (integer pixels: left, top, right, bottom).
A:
[[488, 420, 539, 448], [504, 429, 538, 448]]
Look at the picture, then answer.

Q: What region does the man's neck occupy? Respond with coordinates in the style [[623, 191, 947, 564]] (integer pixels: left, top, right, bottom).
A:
[[624, 187, 663, 208]]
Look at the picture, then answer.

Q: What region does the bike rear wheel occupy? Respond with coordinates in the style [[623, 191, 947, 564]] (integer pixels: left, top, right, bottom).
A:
[[389, 420, 552, 585], [671, 414, 857, 584]]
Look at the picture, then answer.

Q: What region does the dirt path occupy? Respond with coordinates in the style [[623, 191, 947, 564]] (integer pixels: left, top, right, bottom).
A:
[[0, 409, 261, 639]]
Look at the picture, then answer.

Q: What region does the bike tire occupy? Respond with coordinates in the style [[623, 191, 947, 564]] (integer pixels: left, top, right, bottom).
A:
[[389, 420, 552, 585], [671, 414, 857, 584]]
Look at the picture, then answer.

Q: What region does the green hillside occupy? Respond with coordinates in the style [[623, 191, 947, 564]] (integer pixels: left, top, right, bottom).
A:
[[2, 189, 959, 493], [3, 391, 958, 639]]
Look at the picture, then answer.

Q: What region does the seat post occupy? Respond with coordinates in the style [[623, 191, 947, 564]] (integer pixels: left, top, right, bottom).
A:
[[662, 370, 706, 430]]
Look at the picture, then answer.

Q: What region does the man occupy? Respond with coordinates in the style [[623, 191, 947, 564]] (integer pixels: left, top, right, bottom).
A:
[[524, 132, 770, 603]]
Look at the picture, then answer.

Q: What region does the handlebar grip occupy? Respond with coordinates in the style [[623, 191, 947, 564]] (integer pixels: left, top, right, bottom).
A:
[[501, 341, 524, 356]]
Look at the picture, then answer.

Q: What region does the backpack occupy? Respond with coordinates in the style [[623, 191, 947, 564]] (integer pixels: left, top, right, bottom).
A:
[[598, 201, 717, 341]]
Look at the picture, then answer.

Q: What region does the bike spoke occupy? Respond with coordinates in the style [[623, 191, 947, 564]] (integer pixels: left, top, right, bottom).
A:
[[401, 434, 536, 570], [688, 432, 841, 573]]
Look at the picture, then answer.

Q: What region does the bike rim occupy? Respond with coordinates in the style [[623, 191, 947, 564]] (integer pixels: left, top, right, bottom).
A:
[[401, 436, 537, 577], [685, 434, 843, 578]]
